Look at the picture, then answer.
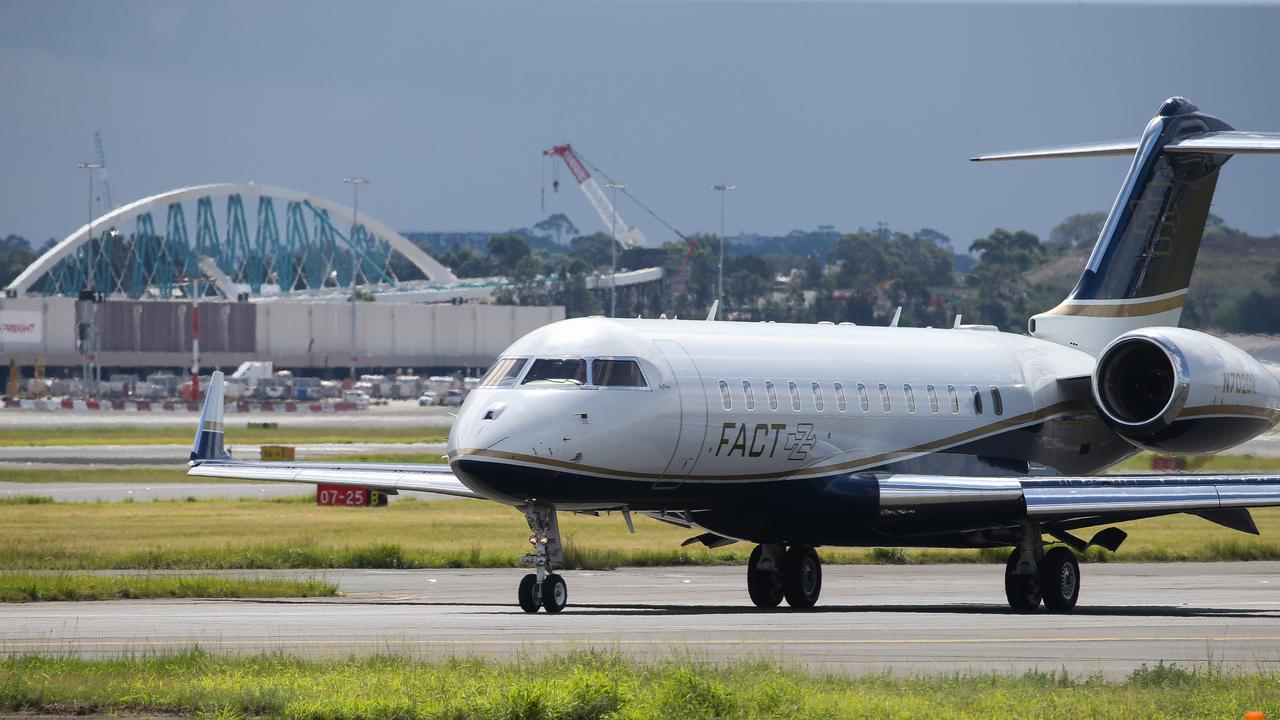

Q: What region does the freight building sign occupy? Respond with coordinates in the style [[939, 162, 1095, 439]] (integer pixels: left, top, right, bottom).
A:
[[0, 311, 41, 343]]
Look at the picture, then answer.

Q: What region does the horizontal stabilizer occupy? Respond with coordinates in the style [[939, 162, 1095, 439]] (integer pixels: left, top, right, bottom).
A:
[[1165, 130, 1280, 155], [970, 139, 1139, 162]]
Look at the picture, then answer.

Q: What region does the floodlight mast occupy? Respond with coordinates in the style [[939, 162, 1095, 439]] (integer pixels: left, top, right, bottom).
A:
[[543, 144, 645, 248]]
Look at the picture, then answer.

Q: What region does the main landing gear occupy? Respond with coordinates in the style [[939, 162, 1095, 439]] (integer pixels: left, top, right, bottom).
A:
[[1004, 522, 1080, 613], [747, 543, 823, 609], [517, 502, 568, 613]]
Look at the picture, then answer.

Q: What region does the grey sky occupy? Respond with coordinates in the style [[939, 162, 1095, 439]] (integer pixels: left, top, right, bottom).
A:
[[2, 0, 1279, 252]]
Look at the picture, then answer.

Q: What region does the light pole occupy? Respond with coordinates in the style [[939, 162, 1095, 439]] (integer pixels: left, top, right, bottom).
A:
[[605, 182, 625, 318], [343, 177, 368, 382], [78, 161, 102, 397], [711, 184, 735, 310]]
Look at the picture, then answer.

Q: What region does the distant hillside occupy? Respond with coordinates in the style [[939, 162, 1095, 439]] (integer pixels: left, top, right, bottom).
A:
[[1019, 228, 1280, 331]]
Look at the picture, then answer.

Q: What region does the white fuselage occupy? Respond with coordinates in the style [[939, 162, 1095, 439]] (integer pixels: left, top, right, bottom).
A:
[[447, 317, 1134, 508]]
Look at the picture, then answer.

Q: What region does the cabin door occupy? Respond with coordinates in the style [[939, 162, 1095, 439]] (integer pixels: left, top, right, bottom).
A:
[[653, 339, 708, 488]]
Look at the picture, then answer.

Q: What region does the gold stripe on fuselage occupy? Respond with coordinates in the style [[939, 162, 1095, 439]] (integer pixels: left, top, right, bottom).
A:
[[1044, 293, 1186, 318], [449, 399, 1091, 483]]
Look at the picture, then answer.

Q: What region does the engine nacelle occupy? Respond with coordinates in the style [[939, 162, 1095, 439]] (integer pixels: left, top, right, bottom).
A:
[[1092, 327, 1280, 454]]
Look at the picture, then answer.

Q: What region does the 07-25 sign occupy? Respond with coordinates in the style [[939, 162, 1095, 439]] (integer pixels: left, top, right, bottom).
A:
[[316, 484, 387, 507]]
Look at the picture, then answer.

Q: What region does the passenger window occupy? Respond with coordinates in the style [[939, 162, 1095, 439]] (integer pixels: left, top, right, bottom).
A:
[[834, 382, 847, 413], [990, 386, 1004, 416], [971, 385, 983, 415], [947, 384, 959, 414], [878, 383, 891, 413], [591, 359, 648, 388], [719, 380, 732, 410], [743, 381, 756, 411], [766, 381, 779, 411], [904, 384, 916, 414], [479, 357, 527, 388], [811, 382, 824, 412], [927, 385, 939, 414], [787, 381, 801, 411], [857, 383, 870, 412], [522, 358, 587, 386]]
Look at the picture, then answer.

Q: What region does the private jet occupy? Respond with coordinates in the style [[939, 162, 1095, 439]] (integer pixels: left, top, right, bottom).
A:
[[191, 97, 1280, 614]]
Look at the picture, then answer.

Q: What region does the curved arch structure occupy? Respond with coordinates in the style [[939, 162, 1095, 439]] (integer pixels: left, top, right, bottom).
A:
[[7, 183, 457, 297]]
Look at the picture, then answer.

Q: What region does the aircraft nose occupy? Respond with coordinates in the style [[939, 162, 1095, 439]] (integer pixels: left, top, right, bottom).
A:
[[448, 394, 507, 457]]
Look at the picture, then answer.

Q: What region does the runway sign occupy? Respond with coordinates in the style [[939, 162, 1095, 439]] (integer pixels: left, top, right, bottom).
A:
[[316, 484, 388, 507]]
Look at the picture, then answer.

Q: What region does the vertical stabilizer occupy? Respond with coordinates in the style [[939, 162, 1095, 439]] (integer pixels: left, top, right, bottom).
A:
[[190, 370, 226, 462], [1024, 98, 1233, 354]]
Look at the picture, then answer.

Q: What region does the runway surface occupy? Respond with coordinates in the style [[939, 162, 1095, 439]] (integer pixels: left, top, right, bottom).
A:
[[6, 563, 1280, 677]]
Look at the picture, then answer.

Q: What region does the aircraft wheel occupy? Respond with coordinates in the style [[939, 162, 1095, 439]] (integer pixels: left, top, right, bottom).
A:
[[782, 545, 822, 608], [542, 573, 568, 613], [1004, 548, 1042, 612], [1039, 546, 1080, 613], [518, 573, 541, 613], [747, 545, 784, 608]]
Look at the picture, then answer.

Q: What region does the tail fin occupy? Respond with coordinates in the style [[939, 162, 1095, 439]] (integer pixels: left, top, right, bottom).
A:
[[189, 371, 226, 463], [975, 97, 1280, 354]]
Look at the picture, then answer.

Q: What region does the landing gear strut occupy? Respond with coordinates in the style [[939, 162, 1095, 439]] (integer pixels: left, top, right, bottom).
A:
[[1003, 522, 1080, 613], [747, 543, 823, 609], [518, 503, 567, 613]]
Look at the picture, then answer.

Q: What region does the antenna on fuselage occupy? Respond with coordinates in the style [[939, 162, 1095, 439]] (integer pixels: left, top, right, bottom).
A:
[[889, 306, 902, 327], [705, 299, 719, 321]]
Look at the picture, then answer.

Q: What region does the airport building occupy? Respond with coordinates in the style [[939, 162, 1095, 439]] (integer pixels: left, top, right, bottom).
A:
[[1, 184, 571, 374]]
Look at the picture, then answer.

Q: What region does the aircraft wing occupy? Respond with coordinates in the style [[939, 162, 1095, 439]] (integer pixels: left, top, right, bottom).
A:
[[1019, 474, 1280, 530], [188, 458, 482, 499], [186, 370, 482, 500], [882, 473, 1280, 538]]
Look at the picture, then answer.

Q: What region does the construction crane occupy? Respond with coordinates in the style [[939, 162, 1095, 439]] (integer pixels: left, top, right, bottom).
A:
[[543, 144, 646, 248], [93, 131, 116, 214]]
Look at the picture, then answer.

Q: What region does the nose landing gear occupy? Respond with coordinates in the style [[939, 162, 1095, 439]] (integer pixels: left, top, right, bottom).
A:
[[747, 543, 823, 609], [518, 502, 568, 613]]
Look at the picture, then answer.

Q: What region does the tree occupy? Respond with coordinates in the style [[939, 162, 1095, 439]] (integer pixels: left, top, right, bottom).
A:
[[487, 234, 532, 275], [0, 235, 35, 287], [569, 232, 619, 270], [1048, 212, 1106, 253], [532, 213, 579, 245], [964, 228, 1046, 331]]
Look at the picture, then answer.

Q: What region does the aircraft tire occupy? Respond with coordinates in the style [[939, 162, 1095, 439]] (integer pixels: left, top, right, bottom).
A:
[[1039, 546, 1080, 613], [781, 545, 822, 608], [542, 573, 568, 613], [518, 573, 541, 612], [1004, 549, 1042, 612], [747, 545, 784, 608]]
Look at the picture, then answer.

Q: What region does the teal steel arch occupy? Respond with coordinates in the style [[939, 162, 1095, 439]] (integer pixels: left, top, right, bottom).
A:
[[7, 183, 458, 297]]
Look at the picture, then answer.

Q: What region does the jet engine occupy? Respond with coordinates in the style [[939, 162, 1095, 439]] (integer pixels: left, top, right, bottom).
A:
[[1092, 327, 1280, 454]]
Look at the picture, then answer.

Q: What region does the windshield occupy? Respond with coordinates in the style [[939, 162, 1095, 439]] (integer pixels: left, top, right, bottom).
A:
[[478, 357, 527, 388], [521, 358, 588, 386], [591, 359, 648, 388]]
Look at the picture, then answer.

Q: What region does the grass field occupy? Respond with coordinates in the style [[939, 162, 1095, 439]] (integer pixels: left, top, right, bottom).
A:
[[0, 572, 336, 602], [0, 651, 1274, 719], [0, 425, 447, 447], [6, 494, 1280, 570]]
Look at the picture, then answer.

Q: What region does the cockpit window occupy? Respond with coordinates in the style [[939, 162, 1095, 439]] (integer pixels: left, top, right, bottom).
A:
[[521, 358, 587, 386], [591, 359, 648, 388], [479, 357, 527, 388]]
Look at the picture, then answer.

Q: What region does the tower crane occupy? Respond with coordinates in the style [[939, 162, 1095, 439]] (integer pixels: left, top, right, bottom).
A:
[[93, 131, 116, 214], [543, 144, 646, 247]]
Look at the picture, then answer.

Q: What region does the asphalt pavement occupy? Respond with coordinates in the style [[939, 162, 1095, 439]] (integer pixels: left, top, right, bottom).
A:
[[5, 563, 1280, 677]]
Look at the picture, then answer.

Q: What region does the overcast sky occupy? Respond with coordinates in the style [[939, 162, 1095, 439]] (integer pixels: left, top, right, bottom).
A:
[[2, 0, 1279, 252]]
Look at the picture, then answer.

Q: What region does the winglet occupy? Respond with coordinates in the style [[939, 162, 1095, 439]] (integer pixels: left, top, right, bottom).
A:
[[190, 371, 227, 463], [705, 299, 719, 321]]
